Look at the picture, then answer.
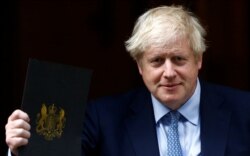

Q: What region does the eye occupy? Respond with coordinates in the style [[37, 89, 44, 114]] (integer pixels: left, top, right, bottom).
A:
[[174, 56, 183, 61], [172, 56, 186, 65], [153, 58, 163, 63], [149, 57, 164, 66]]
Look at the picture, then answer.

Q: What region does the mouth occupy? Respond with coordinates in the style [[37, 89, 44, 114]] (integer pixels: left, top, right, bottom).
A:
[[159, 83, 181, 90]]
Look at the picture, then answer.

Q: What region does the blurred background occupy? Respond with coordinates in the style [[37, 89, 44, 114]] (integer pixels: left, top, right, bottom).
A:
[[1, 0, 249, 154]]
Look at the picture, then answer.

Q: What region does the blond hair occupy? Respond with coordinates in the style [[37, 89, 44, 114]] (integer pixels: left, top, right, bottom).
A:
[[125, 5, 207, 60]]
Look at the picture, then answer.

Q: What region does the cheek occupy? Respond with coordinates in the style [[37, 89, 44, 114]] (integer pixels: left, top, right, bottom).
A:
[[178, 63, 200, 77], [143, 69, 163, 83], [183, 70, 198, 82]]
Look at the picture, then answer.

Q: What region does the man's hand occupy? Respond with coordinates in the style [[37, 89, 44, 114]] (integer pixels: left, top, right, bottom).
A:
[[5, 110, 31, 156]]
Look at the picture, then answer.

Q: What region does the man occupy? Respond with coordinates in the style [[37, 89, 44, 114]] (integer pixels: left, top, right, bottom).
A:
[[5, 5, 250, 156]]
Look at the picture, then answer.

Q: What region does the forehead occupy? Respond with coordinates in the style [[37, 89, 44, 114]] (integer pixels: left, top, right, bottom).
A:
[[145, 38, 192, 56]]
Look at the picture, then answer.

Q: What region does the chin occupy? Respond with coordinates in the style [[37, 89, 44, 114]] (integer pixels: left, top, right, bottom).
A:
[[160, 97, 179, 105]]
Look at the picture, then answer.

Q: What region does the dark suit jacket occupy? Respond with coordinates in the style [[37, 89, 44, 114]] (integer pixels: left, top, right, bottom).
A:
[[81, 82, 250, 156]]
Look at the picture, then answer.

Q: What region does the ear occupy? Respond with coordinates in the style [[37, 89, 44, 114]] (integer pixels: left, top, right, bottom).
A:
[[197, 54, 203, 70], [136, 61, 143, 75]]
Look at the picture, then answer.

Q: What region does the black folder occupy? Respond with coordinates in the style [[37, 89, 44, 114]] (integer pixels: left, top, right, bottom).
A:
[[19, 59, 92, 156]]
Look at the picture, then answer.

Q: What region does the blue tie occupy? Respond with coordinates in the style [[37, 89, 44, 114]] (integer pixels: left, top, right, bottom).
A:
[[166, 111, 182, 156]]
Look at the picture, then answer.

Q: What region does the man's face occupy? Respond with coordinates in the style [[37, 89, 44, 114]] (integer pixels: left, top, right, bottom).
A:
[[137, 38, 202, 109]]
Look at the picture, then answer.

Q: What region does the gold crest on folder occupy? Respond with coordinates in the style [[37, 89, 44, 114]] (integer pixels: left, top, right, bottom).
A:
[[36, 103, 66, 140]]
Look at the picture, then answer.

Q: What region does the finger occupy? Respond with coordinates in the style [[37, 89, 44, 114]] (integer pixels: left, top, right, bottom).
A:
[[6, 118, 31, 131], [8, 109, 30, 122], [6, 128, 31, 139]]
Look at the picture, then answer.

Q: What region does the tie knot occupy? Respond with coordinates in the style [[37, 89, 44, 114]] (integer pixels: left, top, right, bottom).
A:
[[169, 111, 181, 123], [161, 111, 181, 126]]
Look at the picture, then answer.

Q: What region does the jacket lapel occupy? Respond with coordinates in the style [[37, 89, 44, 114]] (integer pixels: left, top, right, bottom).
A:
[[125, 88, 160, 156], [200, 83, 232, 156]]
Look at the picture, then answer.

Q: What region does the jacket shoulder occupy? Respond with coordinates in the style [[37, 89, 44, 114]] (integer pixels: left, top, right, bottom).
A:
[[201, 81, 250, 110]]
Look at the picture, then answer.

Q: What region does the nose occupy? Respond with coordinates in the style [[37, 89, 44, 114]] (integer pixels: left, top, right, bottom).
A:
[[163, 60, 176, 79]]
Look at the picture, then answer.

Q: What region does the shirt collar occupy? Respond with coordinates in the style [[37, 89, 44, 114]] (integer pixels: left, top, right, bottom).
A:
[[152, 79, 201, 126]]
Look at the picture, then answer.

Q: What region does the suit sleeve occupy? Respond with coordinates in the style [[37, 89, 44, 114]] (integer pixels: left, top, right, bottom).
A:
[[81, 101, 100, 156]]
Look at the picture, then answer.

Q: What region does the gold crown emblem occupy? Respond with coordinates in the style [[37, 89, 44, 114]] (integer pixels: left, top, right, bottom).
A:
[[36, 103, 66, 140]]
